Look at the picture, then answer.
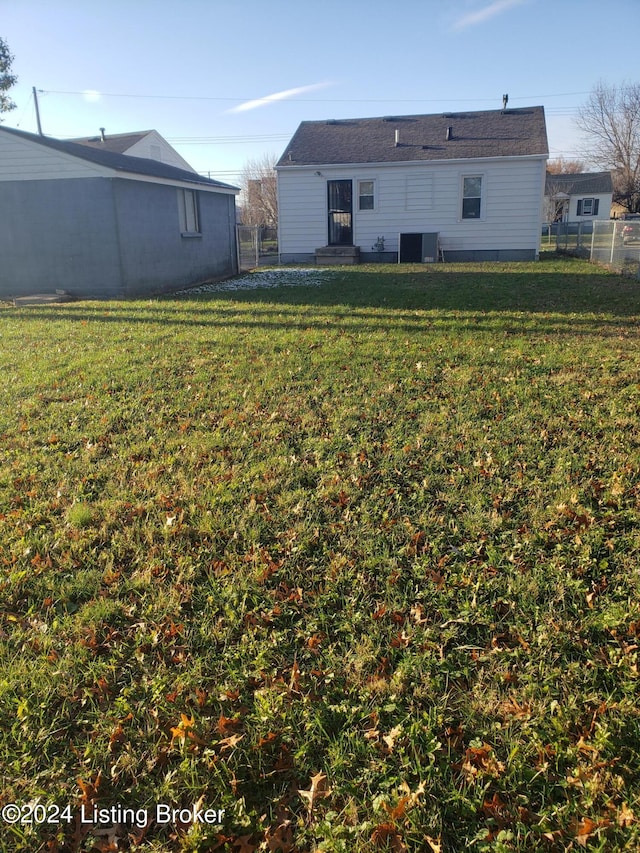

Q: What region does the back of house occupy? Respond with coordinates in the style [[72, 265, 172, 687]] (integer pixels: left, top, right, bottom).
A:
[[276, 106, 548, 264]]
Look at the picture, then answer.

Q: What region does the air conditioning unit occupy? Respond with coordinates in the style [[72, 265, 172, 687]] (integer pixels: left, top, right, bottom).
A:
[[399, 232, 440, 263]]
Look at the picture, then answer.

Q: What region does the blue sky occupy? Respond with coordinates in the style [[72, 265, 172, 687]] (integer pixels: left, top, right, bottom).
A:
[[2, 0, 639, 184]]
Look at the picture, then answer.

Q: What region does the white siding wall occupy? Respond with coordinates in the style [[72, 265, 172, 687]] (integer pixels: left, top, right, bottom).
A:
[[126, 131, 195, 173], [569, 193, 612, 222], [0, 132, 108, 181], [278, 157, 547, 257]]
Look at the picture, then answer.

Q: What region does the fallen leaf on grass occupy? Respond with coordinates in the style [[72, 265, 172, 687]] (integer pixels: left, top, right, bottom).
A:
[[298, 771, 331, 814], [382, 724, 403, 753], [456, 742, 505, 781], [170, 713, 194, 746], [265, 819, 294, 852], [232, 834, 259, 852], [617, 803, 636, 827], [571, 816, 610, 847], [78, 770, 102, 805], [370, 822, 407, 851], [216, 714, 243, 735], [218, 733, 245, 752], [382, 796, 410, 821]]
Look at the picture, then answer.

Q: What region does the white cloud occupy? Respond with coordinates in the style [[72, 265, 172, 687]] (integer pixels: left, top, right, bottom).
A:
[[453, 0, 526, 30], [227, 82, 331, 113]]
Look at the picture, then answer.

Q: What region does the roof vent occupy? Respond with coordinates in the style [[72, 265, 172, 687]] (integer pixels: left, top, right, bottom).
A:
[[502, 93, 509, 110], [395, 129, 400, 147], [99, 127, 106, 142], [446, 126, 453, 141]]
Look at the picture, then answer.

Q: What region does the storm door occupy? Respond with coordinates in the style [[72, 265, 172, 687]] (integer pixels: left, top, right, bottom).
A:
[[327, 180, 353, 245]]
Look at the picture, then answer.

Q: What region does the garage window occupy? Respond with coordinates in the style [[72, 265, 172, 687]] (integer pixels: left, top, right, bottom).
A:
[[178, 189, 200, 235]]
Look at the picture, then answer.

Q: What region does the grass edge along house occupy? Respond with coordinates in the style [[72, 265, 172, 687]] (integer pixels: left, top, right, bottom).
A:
[[276, 105, 548, 265]]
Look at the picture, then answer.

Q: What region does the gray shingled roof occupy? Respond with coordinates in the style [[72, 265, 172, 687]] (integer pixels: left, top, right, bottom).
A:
[[1, 126, 238, 191], [545, 171, 612, 195], [70, 131, 151, 154], [276, 107, 548, 167]]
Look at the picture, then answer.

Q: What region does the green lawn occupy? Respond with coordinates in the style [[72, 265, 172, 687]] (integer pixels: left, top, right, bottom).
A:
[[1, 256, 639, 852]]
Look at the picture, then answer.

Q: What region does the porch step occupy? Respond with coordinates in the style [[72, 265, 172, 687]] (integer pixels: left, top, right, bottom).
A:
[[315, 246, 360, 265]]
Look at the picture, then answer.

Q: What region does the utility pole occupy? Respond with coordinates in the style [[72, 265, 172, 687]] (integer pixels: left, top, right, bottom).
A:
[[32, 87, 43, 135]]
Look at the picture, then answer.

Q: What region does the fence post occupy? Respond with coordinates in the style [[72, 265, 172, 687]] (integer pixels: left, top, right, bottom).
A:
[[610, 221, 617, 265]]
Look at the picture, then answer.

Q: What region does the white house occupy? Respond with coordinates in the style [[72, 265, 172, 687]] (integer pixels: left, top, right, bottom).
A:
[[276, 106, 548, 263], [544, 172, 612, 223], [71, 129, 195, 173]]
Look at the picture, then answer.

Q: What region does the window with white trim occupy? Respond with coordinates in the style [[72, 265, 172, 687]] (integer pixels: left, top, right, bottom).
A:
[[178, 188, 200, 234], [576, 198, 599, 216], [358, 180, 375, 211], [462, 175, 482, 219]]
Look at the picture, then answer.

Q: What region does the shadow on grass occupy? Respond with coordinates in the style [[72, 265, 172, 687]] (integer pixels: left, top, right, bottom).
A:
[[3, 260, 640, 337]]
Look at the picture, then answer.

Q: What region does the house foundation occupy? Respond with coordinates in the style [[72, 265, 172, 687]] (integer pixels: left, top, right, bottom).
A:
[[315, 246, 360, 265]]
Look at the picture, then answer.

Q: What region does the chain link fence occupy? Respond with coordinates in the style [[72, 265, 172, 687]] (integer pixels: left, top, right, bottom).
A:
[[236, 225, 279, 272], [556, 220, 640, 276]]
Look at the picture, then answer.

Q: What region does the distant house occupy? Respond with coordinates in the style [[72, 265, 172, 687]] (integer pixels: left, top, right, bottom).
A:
[[544, 171, 613, 223], [276, 106, 548, 263], [71, 128, 196, 173], [0, 126, 239, 300]]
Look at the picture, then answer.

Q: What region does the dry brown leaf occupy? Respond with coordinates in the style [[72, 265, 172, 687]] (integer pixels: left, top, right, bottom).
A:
[[218, 733, 245, 752], [571, 816, 610, 847], [617, 802, 636, 827], [265, 820, 294, 852], [77, 770, 102, 806], [370, 822, 408, 851], [169, 712, 195, 746], [232, 834, 259, 852], [216, 714, 242, 735], [382, 724, 402, 752], [298, 771, 331, 814], [424, 836, 442, 853], [382, 796, 410, 821]]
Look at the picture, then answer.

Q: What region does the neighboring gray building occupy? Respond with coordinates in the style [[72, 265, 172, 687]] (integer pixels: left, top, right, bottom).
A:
[[544, 171, 613, 223], [276, 106, 548, 263], [0, 126, 239, 300]]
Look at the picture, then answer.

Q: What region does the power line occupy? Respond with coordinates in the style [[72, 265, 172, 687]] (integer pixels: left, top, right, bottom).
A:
[[40, 88, 591, 105], [167, 135, 290, 145]]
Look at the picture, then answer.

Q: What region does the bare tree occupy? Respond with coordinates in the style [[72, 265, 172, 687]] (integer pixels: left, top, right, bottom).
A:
[[240, 153, 278, 227], [547, 157, 586, 174], [0, 36, 17, 118], [543, 175, 569, 223], [576, 80, 640, 213]]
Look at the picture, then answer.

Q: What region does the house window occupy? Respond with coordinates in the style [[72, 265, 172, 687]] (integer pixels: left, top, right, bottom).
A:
[[462, 176, 482, 219], [577, 198, 599, 216], [358, 180, 375, 211], [178, 188, 200, 234]]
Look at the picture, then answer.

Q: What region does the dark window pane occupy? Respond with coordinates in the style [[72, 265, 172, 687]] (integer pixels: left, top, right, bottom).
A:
[[462, 197, 481, 218]]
